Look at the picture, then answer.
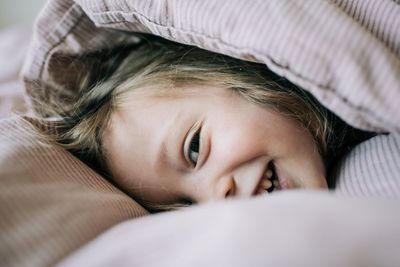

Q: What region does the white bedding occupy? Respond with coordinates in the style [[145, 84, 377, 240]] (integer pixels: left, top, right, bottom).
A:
[[57, 192, 400, 267]]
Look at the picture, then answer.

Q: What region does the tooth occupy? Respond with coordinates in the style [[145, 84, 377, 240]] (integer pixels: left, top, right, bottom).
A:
[[265, 169, 273, 179], [273, 179, 279, 188], [261, 179, 272, 190]]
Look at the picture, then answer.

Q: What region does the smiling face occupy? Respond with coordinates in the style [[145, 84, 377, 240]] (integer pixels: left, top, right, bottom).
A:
[[102, 84, 327, 207]]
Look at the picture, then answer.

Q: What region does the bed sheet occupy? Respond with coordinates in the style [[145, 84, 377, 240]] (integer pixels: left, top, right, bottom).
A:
[[57, 192, 400, 267]]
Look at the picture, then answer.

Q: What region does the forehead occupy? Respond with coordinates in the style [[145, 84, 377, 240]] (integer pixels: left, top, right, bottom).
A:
[[118, 84, 235, 106]]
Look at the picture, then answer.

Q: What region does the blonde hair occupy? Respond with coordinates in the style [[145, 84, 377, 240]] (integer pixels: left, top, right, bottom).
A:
[[35, 37, 352, 211]]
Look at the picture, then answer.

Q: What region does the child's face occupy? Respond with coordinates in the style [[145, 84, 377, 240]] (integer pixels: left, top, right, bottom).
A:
[[103, 85, 327, 206]]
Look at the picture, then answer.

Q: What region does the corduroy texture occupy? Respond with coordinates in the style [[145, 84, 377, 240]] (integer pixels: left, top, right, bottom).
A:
[[334, 133, 400, 199], [22, 0, 400, 133], [0, 28, 29, 119], [0, 117, 148, 267]]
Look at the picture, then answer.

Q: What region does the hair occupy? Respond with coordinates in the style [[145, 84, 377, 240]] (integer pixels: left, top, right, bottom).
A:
[[32, 36, 368, 211]]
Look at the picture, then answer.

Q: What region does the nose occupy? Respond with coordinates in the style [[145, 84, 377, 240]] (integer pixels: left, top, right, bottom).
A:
[[196, 157, 268, 203], [197, 175, 238, 203], [215, 176, 237, 199], [201, 174, 259, 203]]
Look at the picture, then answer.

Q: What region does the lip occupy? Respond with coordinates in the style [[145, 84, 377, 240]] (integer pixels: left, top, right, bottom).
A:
[[274, 165, 295, 190]]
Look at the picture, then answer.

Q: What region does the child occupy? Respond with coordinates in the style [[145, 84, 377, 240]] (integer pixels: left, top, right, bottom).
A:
[[41, 37, 366, 211]]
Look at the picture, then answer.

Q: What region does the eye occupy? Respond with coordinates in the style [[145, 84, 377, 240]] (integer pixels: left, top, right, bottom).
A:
[[188, 130, 200, 166]]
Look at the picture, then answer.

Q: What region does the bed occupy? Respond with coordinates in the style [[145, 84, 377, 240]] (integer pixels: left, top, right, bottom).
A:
[[1, 0, 400, 266]]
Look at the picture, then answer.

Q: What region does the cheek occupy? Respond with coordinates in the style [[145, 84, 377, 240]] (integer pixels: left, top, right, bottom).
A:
[[102, 128, 145, 194], [282, 125, 319, 155], [259, 114, 314, 152], [210, 118, 269, 163], [103, 148, 136, 192], [104, 138, 185, 204]]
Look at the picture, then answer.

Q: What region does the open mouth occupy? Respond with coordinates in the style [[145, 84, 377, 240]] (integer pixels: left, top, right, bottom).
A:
[[256, 161, 297, 195], [256, 162, 280, 195]]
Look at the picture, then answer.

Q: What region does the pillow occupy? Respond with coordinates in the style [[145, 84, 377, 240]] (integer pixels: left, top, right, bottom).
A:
[[22, 0, 400, 133], [0, 117, 148, 267], [333, 133, 400, 199]]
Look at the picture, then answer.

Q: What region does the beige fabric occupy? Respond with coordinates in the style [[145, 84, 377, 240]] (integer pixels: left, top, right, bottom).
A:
[[0, 27, 29, 118], [22, 0, 400, 133], [0, 117, 148, 267]]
